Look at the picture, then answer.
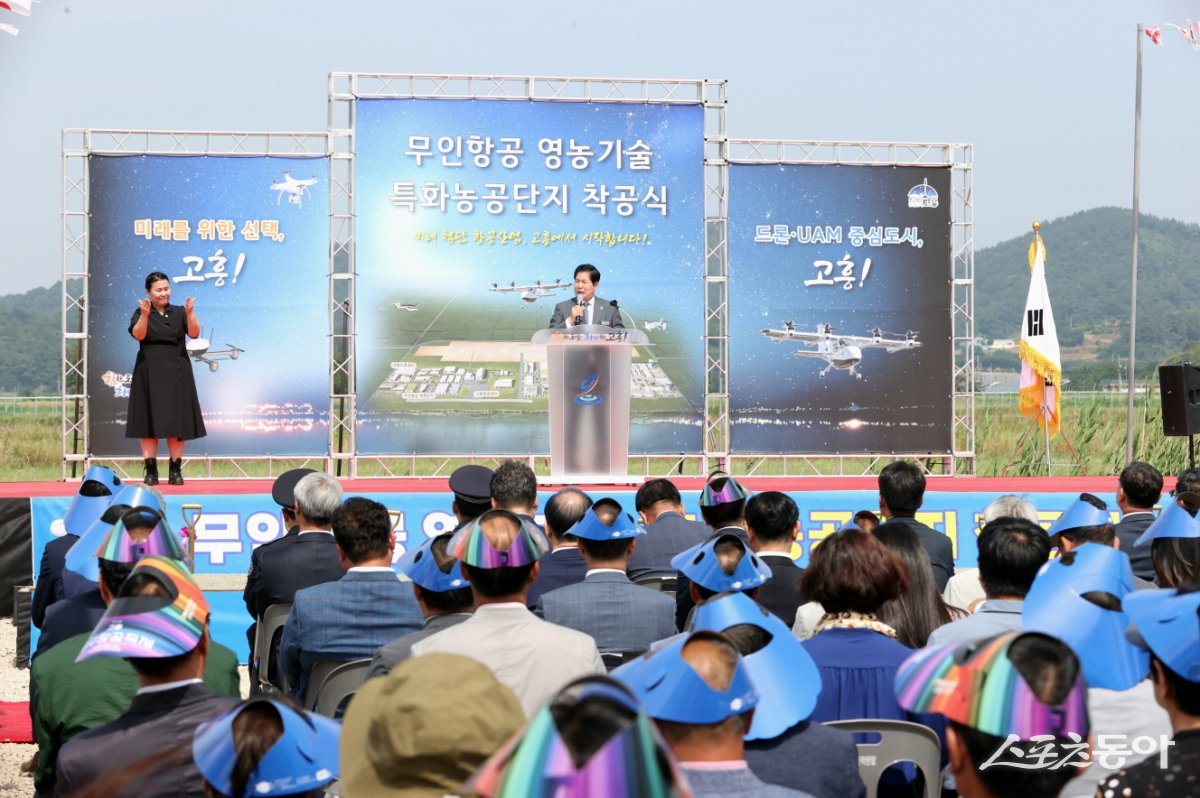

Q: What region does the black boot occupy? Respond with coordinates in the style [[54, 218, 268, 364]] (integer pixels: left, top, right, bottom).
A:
[[168, 458, 184, 485], [143, 458, 159, 486]]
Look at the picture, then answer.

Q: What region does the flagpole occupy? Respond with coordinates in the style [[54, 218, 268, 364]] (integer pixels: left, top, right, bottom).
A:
[[1127, 23, 1143, 465], [1034, 223, 1054, 476]]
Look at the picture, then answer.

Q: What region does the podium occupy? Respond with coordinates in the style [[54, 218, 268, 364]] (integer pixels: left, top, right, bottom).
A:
[[531, 325, 650, 481]]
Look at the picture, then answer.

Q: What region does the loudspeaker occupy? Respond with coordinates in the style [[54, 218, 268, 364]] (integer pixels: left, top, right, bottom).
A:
[[1159, 364, 1200, 436]]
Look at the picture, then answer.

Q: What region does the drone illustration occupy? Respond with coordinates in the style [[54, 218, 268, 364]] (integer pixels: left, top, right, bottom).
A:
[[393, 302, 419, 312], [760, 322, 921, 379], [270, 172, 318, 208], [644, 319, 668, 331], [185, 331, 245, 373], [489, 278, 570, 304]]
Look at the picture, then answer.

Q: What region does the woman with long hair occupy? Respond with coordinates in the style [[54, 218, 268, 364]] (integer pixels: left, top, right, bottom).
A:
[[873, 523, 966, 648]]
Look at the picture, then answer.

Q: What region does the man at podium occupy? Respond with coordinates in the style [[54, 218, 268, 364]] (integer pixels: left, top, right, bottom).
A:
[[548, 264, 624, 329]]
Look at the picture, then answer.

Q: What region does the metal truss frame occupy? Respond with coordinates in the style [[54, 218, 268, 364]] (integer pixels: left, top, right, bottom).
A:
[[724, 139, 975, 476], [61, 129, 332, 480], [328, 73, 726, 477]]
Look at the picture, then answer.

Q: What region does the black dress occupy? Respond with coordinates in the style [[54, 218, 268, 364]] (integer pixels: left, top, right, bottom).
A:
[[124, 304, 206, 440]]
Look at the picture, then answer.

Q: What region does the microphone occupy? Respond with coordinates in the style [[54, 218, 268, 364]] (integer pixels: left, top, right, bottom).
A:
[[572, 294, 585, 326]]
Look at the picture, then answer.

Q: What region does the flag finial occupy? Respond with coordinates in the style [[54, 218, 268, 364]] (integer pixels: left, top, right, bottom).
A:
[[1032, 221, 1041, 233]]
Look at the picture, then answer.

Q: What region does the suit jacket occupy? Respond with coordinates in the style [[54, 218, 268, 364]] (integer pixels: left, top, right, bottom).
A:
[[535, 571, 676, 654], [1114, 511, 1156, 581], [279, 568, 423, 698], [746, 719, 866, 798], [679, 765, 813, 797], [32, 534, 77, 629], [366, 612, 472, 680], [526, 547, 587, 608], [548, 296, 624, 329], [56, 682, 238, 798], [756, 555, 806, 628], [876, 515, 955, 592], [34, 588, 106, 659], [626, 511, 711, 582], [412, 603, 605, 717], [675, 526, 750, 631]]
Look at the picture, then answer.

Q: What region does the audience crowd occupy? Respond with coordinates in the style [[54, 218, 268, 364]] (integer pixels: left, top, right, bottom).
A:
[[24, 458, 1200, 797]]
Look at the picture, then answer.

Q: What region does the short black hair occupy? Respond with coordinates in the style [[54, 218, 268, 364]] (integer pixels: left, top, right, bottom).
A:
[[1174, 468, 1200, 496], [463, 562, 534, 599], [144, 271, 169, 291], [574, 264, 600, 284], [331, 497, 393, 564], [1058, 524, 1116, 547], [699, 477, 745, 529], [414, 535, 473, 613], [544, 488, 592, 541], [453, 497, 491, 522], [490, 460, 538, 511], [635, 478, 682, 512], [977, 517, 1051, 599], [878, 460, 925, 516], [1120, 461, 1163, 508], [98, 559, 136, 597], [951, 633, 1084, 798], [579, 537, 635, 561], [744, 491, 798, 545]]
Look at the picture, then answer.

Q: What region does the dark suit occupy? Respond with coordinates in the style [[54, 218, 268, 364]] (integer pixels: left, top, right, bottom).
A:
[[675, 526, 751, 631], [746, 719, 866, 798], [527, 547, 587, 608], [548, 296, 624, 329], [535, 570, 676, 654], [34, 589, 106, 659], [1114, 511, 1156, 581], [32, 534, 77, 629], [627, 511, 710, 582], [366, 612, 471, 679], [876, 515, 955, 592], [56, 682, 237, 798], [756, 554, 806, 628], [279, 568, 423, 698]]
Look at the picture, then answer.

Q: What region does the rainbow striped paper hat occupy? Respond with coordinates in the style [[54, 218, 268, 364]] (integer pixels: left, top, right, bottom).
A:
[[699, 475, 748, 508], [95, 505, 188, 565], [77, 556, 208, 661], [894, 632, 1089, 740], [470, 677, 686, 798], [448, 511, 549, 570]]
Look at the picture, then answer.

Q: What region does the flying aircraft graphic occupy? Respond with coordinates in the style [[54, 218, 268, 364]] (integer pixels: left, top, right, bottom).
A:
[[185, 331, 245, 373], [393, 302, 419, 312], [644, 319, 667, 331], [760, 322, 921, 378], [270, 172, 318, 207], [489, 278, 570, 304]]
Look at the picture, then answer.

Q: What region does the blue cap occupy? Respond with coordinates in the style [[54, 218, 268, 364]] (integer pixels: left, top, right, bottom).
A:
[[690, 592, 821, 739], [193, 699, 341, 797], [1046, 496, 1111, 538], [62, 466, 122, 536], [670, 533, 772, 592], [613, 631, 758, 724], [1022, 543, 1148, 690], [1124, 588, 1200, 682], [567, 508, 645, 541], [1134, 499, 1200, 547], [64, 484, 168, 583], [396, 534, 467, 593]]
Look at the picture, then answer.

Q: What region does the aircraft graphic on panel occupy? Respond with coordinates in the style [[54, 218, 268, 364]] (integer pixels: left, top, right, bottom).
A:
[[270, 172, 318, 208], [760, 322, 921, 378], [644, 319, 668, 331], [393, 302, 419, 312], [186, 330, 245, 373], [489, 279, 570, 304]]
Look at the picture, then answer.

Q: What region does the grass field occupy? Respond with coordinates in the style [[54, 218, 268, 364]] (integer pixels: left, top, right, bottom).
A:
[[6, 390, 1195, 482]]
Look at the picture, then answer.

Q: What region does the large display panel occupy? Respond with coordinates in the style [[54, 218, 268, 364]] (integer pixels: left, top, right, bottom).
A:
[[85, 154, 331, 456], [353, 97, 706, 455], [728, 163, 954, 453]]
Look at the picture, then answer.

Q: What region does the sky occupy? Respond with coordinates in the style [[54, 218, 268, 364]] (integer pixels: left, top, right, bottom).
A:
[[1, 0, 1197, 296]]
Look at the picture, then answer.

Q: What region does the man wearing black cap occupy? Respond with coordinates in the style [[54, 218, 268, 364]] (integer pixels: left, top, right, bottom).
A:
[[243, 470, 344, 687], [448, 464, 493, 529]]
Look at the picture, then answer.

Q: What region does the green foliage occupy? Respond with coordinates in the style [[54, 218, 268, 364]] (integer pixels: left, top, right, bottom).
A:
[[0, 283, 61, 393]]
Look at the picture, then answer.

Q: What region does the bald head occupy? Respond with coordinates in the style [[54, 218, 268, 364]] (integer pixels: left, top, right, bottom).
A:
[[680, 634, 739, 692], [544, 487, 593, 544], [478, 509, 522, 551], [656, 633, 750, 756]]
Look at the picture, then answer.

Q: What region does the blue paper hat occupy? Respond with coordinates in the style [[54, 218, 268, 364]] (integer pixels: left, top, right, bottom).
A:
[[1046, 496, 1111, 538], [62, 466, 122, 536], [1134, 498, 1200, 548], [193, 699, 341, 797], [613, 631, 758, 724], [64, 484, 167, 583], [689, 592, 821, 739], [1124, 588, 1200, 682], [670, 533, 772, 592], [396, 534, 467, 593], [567, 508, 645, 541], [1022, 543, 1148, 690]]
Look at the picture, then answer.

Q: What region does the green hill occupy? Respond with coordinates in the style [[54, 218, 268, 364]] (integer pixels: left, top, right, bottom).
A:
[[0, 283, 61, 394], [975, 207, 1200, 382]]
